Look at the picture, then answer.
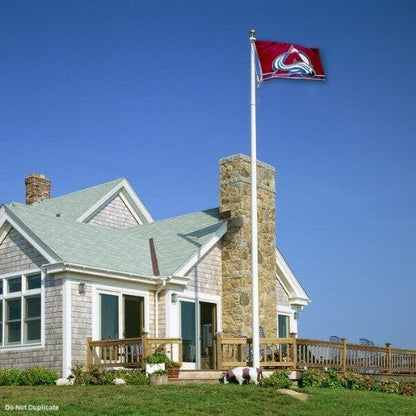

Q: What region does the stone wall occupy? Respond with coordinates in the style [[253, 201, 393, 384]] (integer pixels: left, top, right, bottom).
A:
[[88, 195, 139, 229], [219, 154, 277, 338]]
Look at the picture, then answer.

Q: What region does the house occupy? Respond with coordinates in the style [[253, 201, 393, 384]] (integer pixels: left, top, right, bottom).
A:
[[0, 154, 310, 376]]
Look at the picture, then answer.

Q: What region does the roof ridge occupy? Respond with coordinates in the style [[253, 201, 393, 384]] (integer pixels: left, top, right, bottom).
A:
[[156, 207, 220, 223], [42, 177, 126, 202]]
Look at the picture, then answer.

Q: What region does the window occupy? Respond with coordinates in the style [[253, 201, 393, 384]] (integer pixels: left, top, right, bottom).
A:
[[6, 299, 21, 344], [25, 296, 41, 343], [278, 314, 290, 338], [8, 278, 21, 293], [27, 274, 41, 290], [0, 273, 42, 347]]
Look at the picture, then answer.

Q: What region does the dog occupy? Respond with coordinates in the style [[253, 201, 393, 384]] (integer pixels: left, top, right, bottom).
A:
[[222, 367, 262, 385], [55, 374, 75, 386], [113, 377, 127, 386]]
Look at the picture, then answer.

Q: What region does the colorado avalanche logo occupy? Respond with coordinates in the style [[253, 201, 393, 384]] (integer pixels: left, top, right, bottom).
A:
[[272, 45, 316, 77]]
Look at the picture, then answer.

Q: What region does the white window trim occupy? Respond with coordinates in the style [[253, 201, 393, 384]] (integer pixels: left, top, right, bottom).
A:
[[171, 291, 220, 370], [91, 283, 149, 341], [0, 269, 44, 349]]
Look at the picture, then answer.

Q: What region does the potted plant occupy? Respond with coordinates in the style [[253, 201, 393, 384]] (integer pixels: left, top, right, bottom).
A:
[[145, 350, 170, 375], [148, 369, 168, 385], [166, 360, 182, 379]]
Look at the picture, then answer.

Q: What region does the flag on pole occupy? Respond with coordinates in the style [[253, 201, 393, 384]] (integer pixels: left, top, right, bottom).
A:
[[255, 40, 325, 82]]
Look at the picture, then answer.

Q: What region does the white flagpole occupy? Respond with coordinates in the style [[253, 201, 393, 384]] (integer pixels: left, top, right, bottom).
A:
[[249, 29, 260, 369]]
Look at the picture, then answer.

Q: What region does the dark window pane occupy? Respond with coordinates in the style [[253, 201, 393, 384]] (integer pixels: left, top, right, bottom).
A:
[[181, 301, 196, 363], [0, 280, 3, 295], [26, 296, 41, 318], [100, 294, 118, 340], [26, 319, 41, 342], [7, 299, 21, 320], [27, 274, 41, 290], [8, 278, 21, 293], [7, 322, 21, 343], [278, 315, 289, 338]]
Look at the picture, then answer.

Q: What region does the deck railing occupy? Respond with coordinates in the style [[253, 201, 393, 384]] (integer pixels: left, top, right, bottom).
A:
[[215, 333, 416, 375], [85, 334, 416, 375], [86, 334, 182, 370]]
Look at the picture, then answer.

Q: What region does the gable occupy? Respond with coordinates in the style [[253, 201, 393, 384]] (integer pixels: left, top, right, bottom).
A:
[[76, 179, 153, 226], [87, 194, 139, 229], [276, 248, 310, 307], [0, 227, 46, 275]]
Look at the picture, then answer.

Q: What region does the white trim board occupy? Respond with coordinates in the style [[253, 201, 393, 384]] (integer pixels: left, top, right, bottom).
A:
[[1, 207, 60, 264], [173, 222, 227, 277], [77, 179, 154, 225]]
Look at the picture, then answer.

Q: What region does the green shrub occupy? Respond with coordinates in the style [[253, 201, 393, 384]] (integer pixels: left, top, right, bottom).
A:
[[300, 369, 416, 398], [19, 367, 59, 386], [0, 369, 21, 386], [379, 378, 400, 394], [259, 371, 292, 388], [337, 372, 368, 390], [114, 369, 148, 385], [71, 364, 148, 386], [300, 369, 328, 388], [0, 368, 58, 386]]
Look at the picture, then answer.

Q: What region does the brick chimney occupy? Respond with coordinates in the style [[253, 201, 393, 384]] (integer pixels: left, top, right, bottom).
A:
[[219, 154, 277, 338], [25, 174, 51, 205]]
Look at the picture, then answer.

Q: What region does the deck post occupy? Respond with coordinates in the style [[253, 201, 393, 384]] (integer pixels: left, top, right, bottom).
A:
[[341, 338, 347, 373], [178, 339, 183, 365], [142, 333, 148, 366], [86, 337, 92, 370], [386, 343, 392, 374], [216, 332, 223, 370], [290, 333, 297, 370]]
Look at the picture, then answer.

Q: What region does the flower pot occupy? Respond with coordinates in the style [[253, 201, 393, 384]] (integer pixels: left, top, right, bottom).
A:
[[167, 368, 180, 379], [149, 374, 168, 385], [146, 363, 165, 375]]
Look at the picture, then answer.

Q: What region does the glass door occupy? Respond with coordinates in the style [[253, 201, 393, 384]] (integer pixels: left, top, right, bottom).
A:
[[180, 301, 196, 365], [200, 302, 216, 369], [123, 295, 144, 339], [100, 294, 119, 340]]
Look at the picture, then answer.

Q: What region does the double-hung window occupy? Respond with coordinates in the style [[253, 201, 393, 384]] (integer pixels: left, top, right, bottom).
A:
[[0, 273, 42, 347]]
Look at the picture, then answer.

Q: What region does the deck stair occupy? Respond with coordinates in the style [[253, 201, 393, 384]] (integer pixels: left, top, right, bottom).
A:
[[169, 370, 222, 384]]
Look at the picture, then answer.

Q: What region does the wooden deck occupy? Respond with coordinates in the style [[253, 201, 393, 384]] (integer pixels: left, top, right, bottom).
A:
[[86, 333, 416, 376]]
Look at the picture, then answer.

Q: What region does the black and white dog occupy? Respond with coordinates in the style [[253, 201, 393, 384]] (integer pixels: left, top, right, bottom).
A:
[[222, 367, 262, 385]]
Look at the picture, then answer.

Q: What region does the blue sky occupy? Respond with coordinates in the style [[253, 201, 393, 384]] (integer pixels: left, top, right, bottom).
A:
[[1, 1, 415, 348]]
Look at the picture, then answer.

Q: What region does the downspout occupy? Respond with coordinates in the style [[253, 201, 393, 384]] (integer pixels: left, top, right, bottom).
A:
[[149, 237, 166, 338], [155, 278, 167, 338]]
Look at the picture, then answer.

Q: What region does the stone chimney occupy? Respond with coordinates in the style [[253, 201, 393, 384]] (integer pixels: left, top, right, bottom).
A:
[[219, 154, 277, 338], [25, 174, 51, 205]]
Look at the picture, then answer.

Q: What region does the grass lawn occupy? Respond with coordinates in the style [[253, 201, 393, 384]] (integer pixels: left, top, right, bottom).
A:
[[1, 384, 415, 415]]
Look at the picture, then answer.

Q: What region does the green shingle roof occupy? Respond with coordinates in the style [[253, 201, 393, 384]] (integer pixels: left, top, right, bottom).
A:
[[28, 178, 125, 221], [6, 183, 225, 277]]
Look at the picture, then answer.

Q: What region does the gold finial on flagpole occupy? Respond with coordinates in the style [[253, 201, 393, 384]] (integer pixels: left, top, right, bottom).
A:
[[249, 29, 256, 41]]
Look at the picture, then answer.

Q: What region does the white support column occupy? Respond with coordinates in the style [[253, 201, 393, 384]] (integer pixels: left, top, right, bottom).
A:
[[62, 278, 72, 377]]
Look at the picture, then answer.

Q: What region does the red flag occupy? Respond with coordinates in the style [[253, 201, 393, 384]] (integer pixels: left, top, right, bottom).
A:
[[255, 40, 325, 82]]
